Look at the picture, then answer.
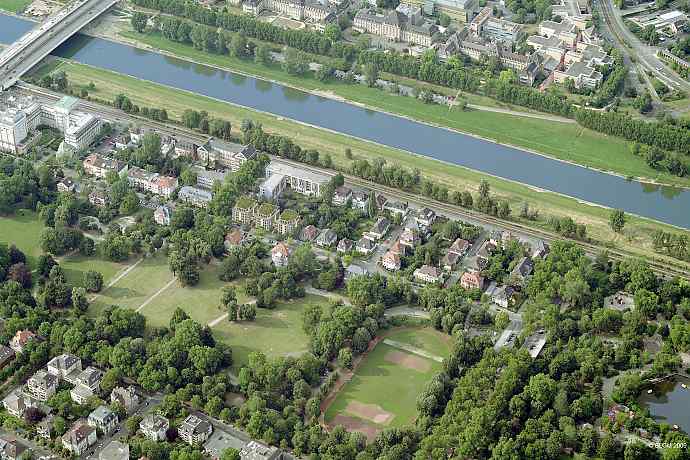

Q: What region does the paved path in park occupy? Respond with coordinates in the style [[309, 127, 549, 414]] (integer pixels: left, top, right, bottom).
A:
[[382, 338, 444, 362], [89, 257, 143, 302], [135, 277, 176, 312]]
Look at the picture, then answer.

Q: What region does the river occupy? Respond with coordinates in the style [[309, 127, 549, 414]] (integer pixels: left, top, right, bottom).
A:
[[2, 13, 690, 229]]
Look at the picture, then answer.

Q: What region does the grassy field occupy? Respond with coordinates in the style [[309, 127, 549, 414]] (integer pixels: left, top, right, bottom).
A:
[[0, 211, 45, 265], [90, 253, 174, 314], [60, 254, 127, 289], [0, 0, 30, 13], [324, 328, 449, 434], [212, 294, 323, 370], [28, 59, 690, 271], [117, 30, 690, 189]]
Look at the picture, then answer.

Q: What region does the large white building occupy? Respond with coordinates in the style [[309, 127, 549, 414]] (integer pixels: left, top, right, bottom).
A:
[[354, 4, 439, 47], [259, 161, 329, 199], [243, 0, 336, 23], [0, 93, 101, 154]]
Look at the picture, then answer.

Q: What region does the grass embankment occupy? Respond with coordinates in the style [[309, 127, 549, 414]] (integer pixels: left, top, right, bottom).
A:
[[117, 30, 690, 189], [28, 59, 690, 271], [0, 0, 30, 13], [324, 328, 449, 428]]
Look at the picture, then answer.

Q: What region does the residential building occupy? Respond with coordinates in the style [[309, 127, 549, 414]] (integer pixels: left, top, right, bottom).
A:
[[0, 436, 25, 460], [449, 238, 470, 256], [243, 0, 336, 23], [179, 415, 212, 445], [255, 203, 278, 231], [510, 257, 534, 281], [224, 229, 244, 251], [276, 210, 300, 235], [366, 217, 391, 240], [441, 251, 461, 271], [333, 186, 352, 206], [383, 200, 409, 218], [154, 204, 173, 226], [470, 6, 522, 43], [140, 414, 169, 441], [88, 406, 118, 435], [232, 197, 258, 225], [415, 207, 436, 228], [89, 190, 109, 208], [195, 168, 229, 190], [83, 154, 126, 179], [178, 186, 213, 207], [389, 240, 407, 256], [271, 242, 291, 268], [337, 238, 354, 253], [110, 386, 140, 413], [57, 177, 76, 193], [539, 19, 578, 46], [316, 229, 338, 247], [399, 227, 420, 248], [351, 190, 370, 213], [2, 390, 36, 418], [70, 383, 94, 405], [381, 251, 402, 271], [198, 139, 256, 171], [10, 330, 36, 354], [356, 237, 376, 255], [240, 440, 282, 460], [174, 138, 198, 159], [100, 441, 129, 460], [553, 60, 603, 89], [127, 167, 178, 198], [631, 10, 687, 35], [299, 225, 319, 243], [375, 194, 388, 211], [354, 5, 439, 47], [0, 346, 14, 369], [62, 421, 97, 456], [25, 369, 58, 401], [460, 271, 484, 290], [260, 161, 329, 199], [47, 353, 82, 382], [37, 415, 55, 439], [531, 240, 549, 259], [490, 285, 516, 308], [75, 367, 103, 392], [203, 429, 247, 460], [414, 265, 443, 284]]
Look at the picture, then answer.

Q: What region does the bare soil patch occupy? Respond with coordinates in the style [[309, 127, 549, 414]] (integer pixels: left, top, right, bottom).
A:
[[331, 414, 381, 442], [345, 401, 393, 425], [384, 349, 432, 372]]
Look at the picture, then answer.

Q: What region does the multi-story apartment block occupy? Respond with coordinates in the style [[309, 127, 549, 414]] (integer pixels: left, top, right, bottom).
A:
[[178, 415, 212, 445], [47, 354, 82, 382], [255, 203, 279, 231], [354, 4, 439, 47], [260, 161, 329, 199], [198, 139, 257, 171], [276, 209, 300, 235], [88, 406, 118, 436], [25, 369, 58, 401], [127, 167, 178, 198], [83, 154, 127, 179], [232, 197, 258, 226], [140, 414, 169, 441], [178, 186, 213, 207], [470, 7, 522, 43], [62, 421, 97, 456]]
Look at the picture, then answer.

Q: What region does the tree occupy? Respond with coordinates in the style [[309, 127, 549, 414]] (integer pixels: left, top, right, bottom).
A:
[[131, 12, 148, 33], [72, 287, 89, 312], [84, 270, 103, 293], [609, 209, 626, 233], [337, 347, 353, 368], [229, 34, 248, 58], [254, 44, 271, 65], [363, 63, 379, 88], [324, 23, 341, 42]]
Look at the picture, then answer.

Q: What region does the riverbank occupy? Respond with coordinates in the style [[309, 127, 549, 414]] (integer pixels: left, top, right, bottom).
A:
[[107, 28, 690, 189], [29, 58, 690, 269]]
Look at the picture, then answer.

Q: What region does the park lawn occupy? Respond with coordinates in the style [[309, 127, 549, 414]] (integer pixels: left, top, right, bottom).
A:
[[28, 60, 690, 272], [59, 254, 127, 289], [139, 264, 249, 329], [211, 294, 325, 371], [117, 30, 690, 189], [0, 211, 45, 266], [0, 0, 31, 13], [324, 327, 449, 428], [89, 253, 173, 315]]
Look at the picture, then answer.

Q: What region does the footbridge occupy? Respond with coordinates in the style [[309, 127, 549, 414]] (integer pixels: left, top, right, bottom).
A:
[[0, 0, 118, 91]]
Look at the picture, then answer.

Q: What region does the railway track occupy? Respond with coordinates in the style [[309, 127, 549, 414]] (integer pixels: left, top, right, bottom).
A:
[[15, 83, 690, 279], [274, 158, 690, 280]]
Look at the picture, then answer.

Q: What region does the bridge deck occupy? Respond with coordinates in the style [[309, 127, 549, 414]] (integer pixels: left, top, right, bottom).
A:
[[0, 0, 118, 90]]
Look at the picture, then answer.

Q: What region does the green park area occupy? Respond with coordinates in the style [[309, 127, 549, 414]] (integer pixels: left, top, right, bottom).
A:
[[118, 29, 690, 189], [324, 328, 450, 439], [29, 59, 690, 272], [0, 211, 127, 284]]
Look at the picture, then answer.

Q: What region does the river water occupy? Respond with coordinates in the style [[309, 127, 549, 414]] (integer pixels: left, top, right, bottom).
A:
[[3, 13, 690, 228]]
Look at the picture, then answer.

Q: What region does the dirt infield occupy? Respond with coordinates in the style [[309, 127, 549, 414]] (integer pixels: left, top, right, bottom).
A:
[[345, 401, 394, 425], [331, 414, 381, 442], [384, 349, 432, 372]]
